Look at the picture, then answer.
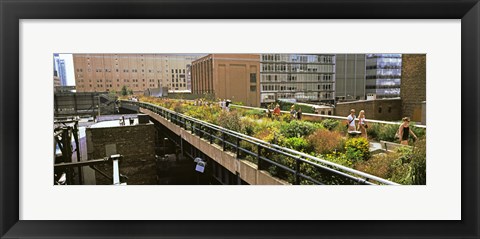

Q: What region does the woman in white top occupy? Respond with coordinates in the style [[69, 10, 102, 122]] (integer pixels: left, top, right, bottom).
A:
[[357, 110, 368, 139]]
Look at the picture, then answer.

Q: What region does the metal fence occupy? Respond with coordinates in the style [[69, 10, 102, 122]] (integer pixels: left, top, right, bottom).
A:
[[122, 100, 400, 185], [231, 104, 427, 129]]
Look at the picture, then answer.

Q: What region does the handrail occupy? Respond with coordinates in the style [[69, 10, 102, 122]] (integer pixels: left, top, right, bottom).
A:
[[231, 104, 427, 129], [121, 100, 400, 185]]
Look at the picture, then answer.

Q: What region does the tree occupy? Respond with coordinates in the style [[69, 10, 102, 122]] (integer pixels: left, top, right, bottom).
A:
[[121, 85, 128, 96], [128, 89, 134, 95]]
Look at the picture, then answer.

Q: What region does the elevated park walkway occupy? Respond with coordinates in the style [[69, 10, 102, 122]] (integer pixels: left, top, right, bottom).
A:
[[120, 100, 401, 185]]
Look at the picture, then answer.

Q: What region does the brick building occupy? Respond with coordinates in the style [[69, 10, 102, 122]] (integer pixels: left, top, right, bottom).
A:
[[86, 119, 157, 185], [73, 54, 203, 93], [191, 54, 260, 107], [401, 54, 426, 122]]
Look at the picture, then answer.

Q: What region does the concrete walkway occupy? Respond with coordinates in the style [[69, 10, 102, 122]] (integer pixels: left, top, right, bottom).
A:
[[369, 141, 384, 154]]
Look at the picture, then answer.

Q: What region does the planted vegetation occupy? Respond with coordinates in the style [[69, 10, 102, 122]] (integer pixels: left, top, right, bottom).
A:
[[132, 97, 427, 185]]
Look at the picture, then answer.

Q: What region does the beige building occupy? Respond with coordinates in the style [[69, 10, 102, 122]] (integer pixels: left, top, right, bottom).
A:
[[73, 54, 203, 93], [191, 54, 260, 107]]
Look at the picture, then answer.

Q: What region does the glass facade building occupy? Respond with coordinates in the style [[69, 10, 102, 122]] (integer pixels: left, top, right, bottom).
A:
[[260, 54, 336, 104], [53, 54, 68, 86], [365, 54, 402, 98]]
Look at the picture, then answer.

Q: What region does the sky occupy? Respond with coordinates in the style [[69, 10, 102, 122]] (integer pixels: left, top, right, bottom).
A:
[[58, 54, 75, 86]]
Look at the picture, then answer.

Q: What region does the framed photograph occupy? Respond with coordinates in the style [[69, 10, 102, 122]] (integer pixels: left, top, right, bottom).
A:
[[1, 0, 479, 238]]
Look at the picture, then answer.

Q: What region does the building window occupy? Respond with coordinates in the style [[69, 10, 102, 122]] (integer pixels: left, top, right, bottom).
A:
[[250, 73, 257, 83], [378, 107, 382, 113], [250, 86, 256, 92]]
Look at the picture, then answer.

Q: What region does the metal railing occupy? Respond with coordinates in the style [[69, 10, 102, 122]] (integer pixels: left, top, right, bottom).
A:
[[231, 104, 427, 129], [121, 100, 400, 185]]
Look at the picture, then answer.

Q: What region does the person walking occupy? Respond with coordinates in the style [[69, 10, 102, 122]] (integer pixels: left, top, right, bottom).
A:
[[273, 104, 281, 119], [266, 105, 272, 119], [357, 110, 368, 139], [290, 105, 297, 119], [397, 117, 418, 145], [346, 109, 356, 133], [296, 107, 302, 120], [225, 99, 231, 112]]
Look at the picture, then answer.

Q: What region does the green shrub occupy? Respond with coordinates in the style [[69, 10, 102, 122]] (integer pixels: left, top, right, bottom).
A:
[[344, 137, 370, 162], [282, 137, 312, 153], [320, 118, 339, 131], [217, 111, 242, 132], [411, 125, 426, 141], [410, 139, 426, 185], [307, 128, 345, 155], [243, 109, 266, 118], [280, 113, 292, 123], [173, 101, 184, 113], [253, 123, 283, 144], [366, 122, 380, 140], [324, 152, 353, 168], [354, 153, 397, 180], [280, 120, 318, 138], [376, 124, 400, 142], [390, 139, 426, 185], [239, 118, 256, 136]]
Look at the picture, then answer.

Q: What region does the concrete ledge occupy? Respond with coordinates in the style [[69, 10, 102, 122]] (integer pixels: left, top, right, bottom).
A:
[[257, 170, 290, 185], [238, 160, 258, 185], [141, 107, 290, 185]]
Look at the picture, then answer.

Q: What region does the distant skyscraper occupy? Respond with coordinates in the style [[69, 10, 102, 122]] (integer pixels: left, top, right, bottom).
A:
[[57, 59, 67, 86], [365, 54, 402, 98], [53, 54, 59, 77], [54, 54, 68, 86], [335, 54, 366, 101]]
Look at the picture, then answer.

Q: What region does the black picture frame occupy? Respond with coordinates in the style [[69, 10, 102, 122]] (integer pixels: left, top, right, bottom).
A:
[[1, 0, 479, 238]]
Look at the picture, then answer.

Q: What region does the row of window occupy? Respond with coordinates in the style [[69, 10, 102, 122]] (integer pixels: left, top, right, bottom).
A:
[[366, 65, 401, 70], [366, 68, 401, 76], [261, 63, 335, 73], [366, 75, 402, 80], [77, 68, 186, 74], [366, 85, 401, 89], [171, 69, 186, 74], [261, 74, 334, 83], [78, 78, 160, 83], [79, 83, 155, 88], [261, 54, 335, 64], [261, 92, 334, 102], [261, 83, 334, 92], [365, 88, 401, 96]]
